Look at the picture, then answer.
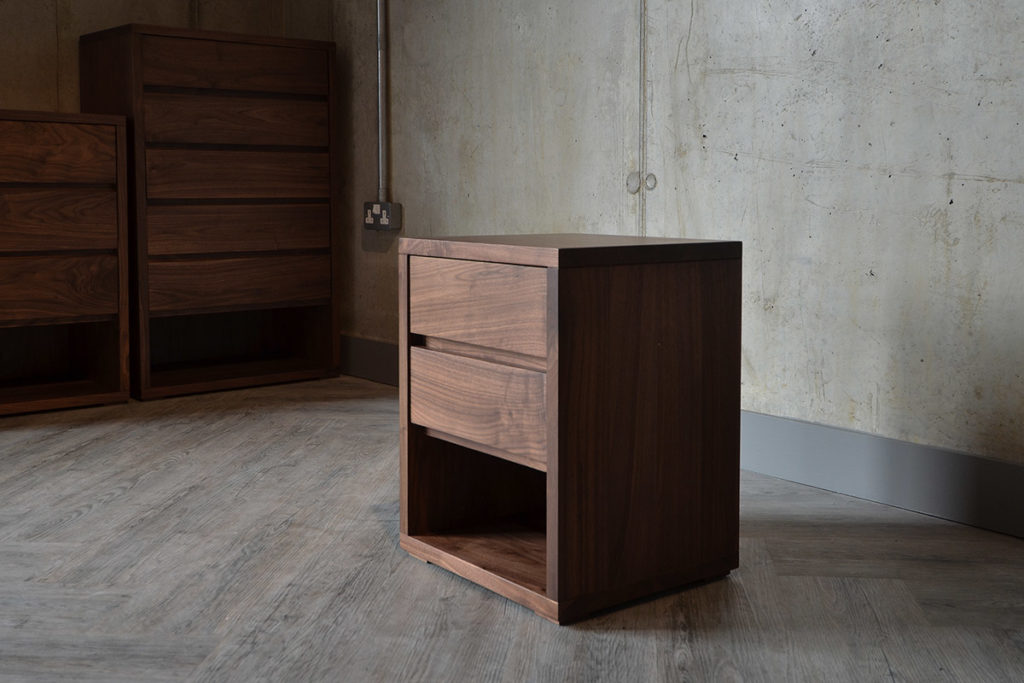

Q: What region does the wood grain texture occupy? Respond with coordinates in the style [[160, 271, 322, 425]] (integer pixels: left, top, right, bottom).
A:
[[1, 378, 1023, 681], [555, 259, 741, 615], [145, 149, 329, 199], [409, 347, 547, 471], [407, 353, 544, 470], [0, 119, 116, 184], [0, 188, 117, 251], [409, 256, 548, 358], [143, 93, 329, 147], [0, 254, 119, 322], [147, 254, 330, 315], [147, 204, 329, 255], [140, 34, 329, 95]]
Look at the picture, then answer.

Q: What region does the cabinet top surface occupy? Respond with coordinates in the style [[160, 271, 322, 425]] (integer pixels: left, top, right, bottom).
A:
[[79, 23, 335, 50], [400, 233, 741, 267]]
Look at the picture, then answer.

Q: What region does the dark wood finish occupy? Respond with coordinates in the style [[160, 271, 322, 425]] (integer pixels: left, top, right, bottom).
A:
[[148, 254, 330, 314], [0, 188, 117, 251], [145, 150, 329, 200], [140, 34, 329, 95], [143, 93, 329, 147], [409, 256, 548, 358], [144, 306, 331, 398], [399, 235, 742, 623], [0, 119, 116, 184], [79, 25, 338, 399], [0, 111, 128, 415], [555, 259, 742, 620], [409, 347, 547, 471], [0, 255, 119, 321], [147, 204, 329, 255]]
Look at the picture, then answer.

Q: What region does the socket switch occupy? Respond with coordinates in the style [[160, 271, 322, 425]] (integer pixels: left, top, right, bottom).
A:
[[364, 201, 402, 231]]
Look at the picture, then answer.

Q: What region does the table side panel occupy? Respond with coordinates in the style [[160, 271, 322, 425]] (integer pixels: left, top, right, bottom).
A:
[[556, 258, 742, 606]]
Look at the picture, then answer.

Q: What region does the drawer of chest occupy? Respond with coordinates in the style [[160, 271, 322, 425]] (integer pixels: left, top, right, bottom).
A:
[[0, 188, 117, 251], [143, 93, 329, 147], [409, 347, 547, 470], [0, 254, 118, 322], [141, 36, 329, 95], [148, 253, 329, 315], [147, 204, 329, 255], [0, 120, 116, 184], [408, 256, 547, 359], [146, 149, 329, 200]]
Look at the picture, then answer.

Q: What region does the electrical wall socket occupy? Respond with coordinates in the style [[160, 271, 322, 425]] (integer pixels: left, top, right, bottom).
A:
[[363, 201, 402, 231]]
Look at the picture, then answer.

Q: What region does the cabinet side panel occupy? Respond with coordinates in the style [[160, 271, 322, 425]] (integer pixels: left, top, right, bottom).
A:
[[80, 29, 147, 395], [79, 31, 135, 117], [557, 259, 741, 610]]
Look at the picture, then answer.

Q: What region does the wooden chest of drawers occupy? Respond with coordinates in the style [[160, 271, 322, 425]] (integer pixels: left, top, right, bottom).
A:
[[0, 110, 129, 415], [399, 234, 742, 623], [79, 25, 339, 399]]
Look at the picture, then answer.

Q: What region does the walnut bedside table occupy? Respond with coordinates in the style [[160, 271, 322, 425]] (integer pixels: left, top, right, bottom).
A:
[[398, 234, 741, 623]]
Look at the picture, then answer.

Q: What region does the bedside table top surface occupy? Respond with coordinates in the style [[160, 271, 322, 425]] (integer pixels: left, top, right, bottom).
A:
[[399, 233, 741, 267]]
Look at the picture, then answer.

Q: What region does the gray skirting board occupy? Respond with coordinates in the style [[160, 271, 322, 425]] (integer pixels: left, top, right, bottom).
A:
[[741, 411, 1024, 539], [342, 336, 1023, 539]]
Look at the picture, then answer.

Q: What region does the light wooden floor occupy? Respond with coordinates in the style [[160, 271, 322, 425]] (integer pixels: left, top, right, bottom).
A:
[[0, 376, 1021, 682]]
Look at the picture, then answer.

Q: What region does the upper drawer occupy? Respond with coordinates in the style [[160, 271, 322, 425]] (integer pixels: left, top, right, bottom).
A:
[[0, 188, 117, 251], [141, 36, 329, 95], [143, 93, 329, 147], [148, 253, 330, 315], [146, 149, 329, 199], [0, 120, 116, 184], [0, 254, 118, 322], [147, 204, 329, 256], [408, 256, 548, 359]]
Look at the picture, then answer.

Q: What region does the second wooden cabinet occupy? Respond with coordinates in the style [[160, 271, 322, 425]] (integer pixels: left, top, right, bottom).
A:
[[79, 24, 339, 399]]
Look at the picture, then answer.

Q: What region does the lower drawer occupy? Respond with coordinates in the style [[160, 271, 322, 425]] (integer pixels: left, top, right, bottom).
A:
[[409, 347, 547, 470], [148, 254, 330, 315], [0, 254, 118, 322]]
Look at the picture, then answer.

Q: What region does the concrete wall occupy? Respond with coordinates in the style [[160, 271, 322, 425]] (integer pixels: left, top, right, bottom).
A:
[[370, 0, 1023, 465]]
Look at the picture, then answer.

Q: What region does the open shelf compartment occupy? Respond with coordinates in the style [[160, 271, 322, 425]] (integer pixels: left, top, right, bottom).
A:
[[0, 319, 126, 415], [402, 429, 556, 618], [142, 304, 332, 397]]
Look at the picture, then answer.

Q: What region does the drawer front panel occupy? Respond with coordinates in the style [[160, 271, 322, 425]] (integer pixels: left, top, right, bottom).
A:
[[146, 149, 329, 199], [0, 120, 116, 184], [0, 188, 117, 251], [0, 254, 118, 322], [143, 93, 329, 147], [147, 204, 329, 255], [409, 347, 547, 469], [409, 256, 547, 358], [148, 254, 330, 314], [141, 36, 329, 95]]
